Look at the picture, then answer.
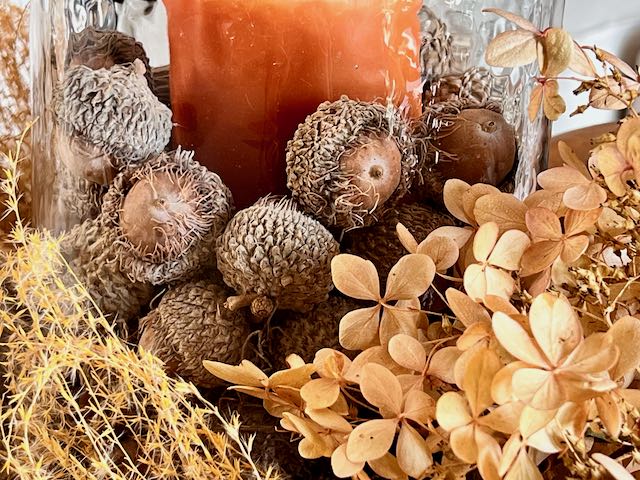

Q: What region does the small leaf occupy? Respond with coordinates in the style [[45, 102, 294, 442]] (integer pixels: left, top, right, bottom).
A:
[[596, 143, 631, 196], [592, 454, 635, 480], [396, 223, 418, 254], [346, 419, 398, 463], [569, 42, 596, 76], [596, 395, 622, 439], [560, 235, 589, 263], [488, 230, 531, 271], [512, 368, 563, 410], [384, 254, 436, 301], [484, 266, 516, 301], [537, 166, 590, 192], [609, 316, 640, 380], [203, 360, 267, 387], [436, 392, 472, 431], [463, 184, 501, 224], [482, 8, 539, 32], [557, 140, 591, 178], [427, 346, 462, 385], [300, 378, 341, 410], [542, 79, 566, 121], [462, 346, 502, 417], [450, 424, 478, 464], [360, 363, 403, 416], [426, 226, 474, 249], [492, 362, 530, 405], [331, 444, 365, 478], [617, 117, 640, 157], [332, 254, 381, 301], [520, 240, 563, 276], [492, 312, 548, 368], [379, 306, 420, 347], [505, 449, 544, 480], [564, 208, 602, 237], [474, 193, 528, 233], [443, 179, 472, 223], [485, 29, 538, 67], [388, 334, 427, 372], [306, 408, 353, 433], [526, 207, 562, 241], [419, 236, 459, 271], [403, 389, 436, 423], [477, 438, 502, 480], [397, 423, 433, 478], [518, 404, 557, 438], [539, 28, 573, 77], [368, 453, 409, 480], [474, 222, 500, 263], [447, 288, 491, 327], [463, 263, 488, 302], [528, 83, 543, 122], [478, 401, 524, 434], [597, 48, 638, 79], [339, 306, 381, 351], [563, 182, 607, 211]]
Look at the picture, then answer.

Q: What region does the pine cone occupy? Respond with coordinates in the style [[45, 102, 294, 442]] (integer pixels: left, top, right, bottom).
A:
[[102, 149, 234, 286], [216, 197, 340, 314], [54, 61, 172, 183], [60, 217, 154, 322], [420, 7, 453, 82], [138, 279, 251, 388]]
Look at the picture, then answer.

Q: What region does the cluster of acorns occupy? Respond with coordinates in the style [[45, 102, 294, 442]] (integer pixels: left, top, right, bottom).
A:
[[54, 23, 516, 407]]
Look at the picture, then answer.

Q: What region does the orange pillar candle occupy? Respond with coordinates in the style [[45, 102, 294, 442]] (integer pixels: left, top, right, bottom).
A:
[[163, 0, 423, 208]]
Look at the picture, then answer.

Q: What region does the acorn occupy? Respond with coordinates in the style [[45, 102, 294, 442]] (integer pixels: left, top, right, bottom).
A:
[[415, 101, 517, 203], [60, 217, 154, 322], [138, 279, 250, 388], [216, 197, 340, 317], [285, 97, 419, 230], [267, 295, 361, 370], [420, 6, 453, 82], [424, 67, 494, 107], [343, 203, 456, 278], [102, 149, 233, 285], [57, 161, 107, 223], [66, 27, 154, 88], [53, 60, 172, 185]]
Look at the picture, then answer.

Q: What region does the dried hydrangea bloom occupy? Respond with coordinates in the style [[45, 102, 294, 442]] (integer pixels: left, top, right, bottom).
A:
[[138, 278, 250, 388], [286, 96, 419, 230], [216, 197, 340, 316], [102, 149, 234, 285], [53, 60, 172, 184]]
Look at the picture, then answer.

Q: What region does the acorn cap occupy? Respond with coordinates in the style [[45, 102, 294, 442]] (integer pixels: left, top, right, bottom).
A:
[[343, 203, 455, 278], [60, 217, 154, 322], [420, 6, 453, 82], [56, 161, 108, 223], [268, 295, 361, 370], [66, 27, 154, 89], [424, 66, 495, 107], [53, 61, 172, 177], [216, 197, 340, 314], [138, 279, 251, 388], [102, 149, 234, 285], [286, 96, 420, 230]]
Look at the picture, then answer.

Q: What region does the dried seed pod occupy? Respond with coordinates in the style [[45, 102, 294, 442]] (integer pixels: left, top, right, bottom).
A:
[[343, 203, 455, 278], [53, 60, 172, 184], [60, 217, 154, 322], [57, 163, 107, 223], [286, 97, 419, 230], [138, 279, 250, 388], [102, 149, 233, 285], [66, 27, 153, 88], [216, 197, 340, 315], [268, 295, 361, 370], [415, 101, 517, 203], [420, 7, 453, 82]]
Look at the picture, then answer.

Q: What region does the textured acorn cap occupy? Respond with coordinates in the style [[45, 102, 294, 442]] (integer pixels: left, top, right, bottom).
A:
[[420, 6, 453, 82], [286, 96, 420, 230], [56, 161, 107, 223], [343, 203, 455, 278], [66, 27, 154, 88], [102, 149, 234, 285], [216, 197, 340, 314], [268, 295, 361, 370], [138, 279, 251, 388], [60, 217, 154, 322], [53, 61, 172, 179]]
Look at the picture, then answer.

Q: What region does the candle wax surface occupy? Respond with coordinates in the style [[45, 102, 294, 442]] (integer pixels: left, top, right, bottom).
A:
[[165, 0, 422, 208]]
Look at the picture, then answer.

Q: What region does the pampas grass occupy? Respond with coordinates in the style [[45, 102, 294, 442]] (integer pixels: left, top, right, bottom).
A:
[[0, 132, 281, 479]]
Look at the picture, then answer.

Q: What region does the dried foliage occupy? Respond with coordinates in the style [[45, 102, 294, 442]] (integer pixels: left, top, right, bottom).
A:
[[0, 136, 281, 479], [0, 3, 30, 230], [484, 8, 640, 121], [206, 14, 640, 479]]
